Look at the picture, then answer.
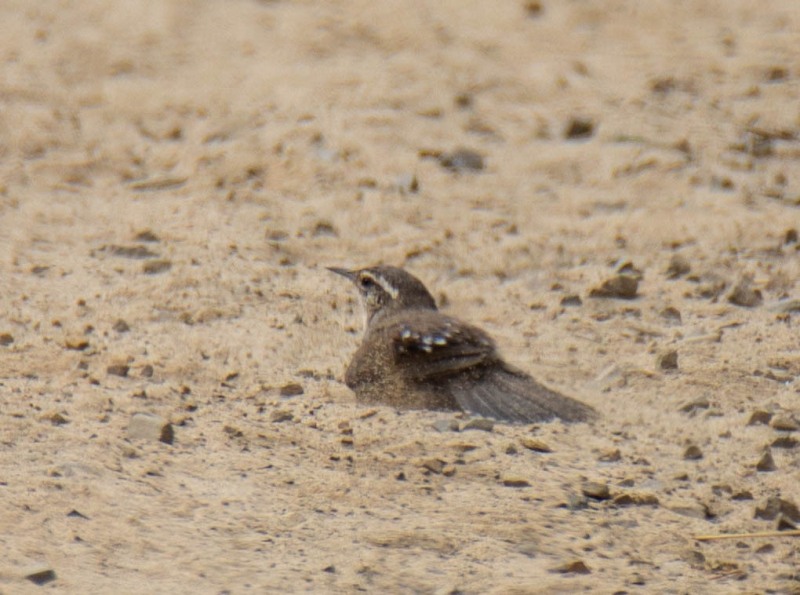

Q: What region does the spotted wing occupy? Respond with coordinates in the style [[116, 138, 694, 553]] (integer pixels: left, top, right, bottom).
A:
[[389, 315, 496, 381]]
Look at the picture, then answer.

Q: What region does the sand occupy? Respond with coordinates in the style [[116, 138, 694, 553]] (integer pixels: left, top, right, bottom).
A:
[[1, 1, 799, 592]]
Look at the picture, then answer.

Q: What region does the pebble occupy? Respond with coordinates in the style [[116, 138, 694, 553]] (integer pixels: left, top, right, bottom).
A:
[[127, 413, 174, 444], [107, 364, 130, 377], [560, 294, 582, 307], [502, 477, 531, 488], [770, 415, 799, 431], [41, 411, 69, 426], [747, 410, 772, 425], [589, 275, 639, 299], [113, 319, 131, 333], [432, 419, 460, 433], [279, 383, 304, 397], [24, 565, 56, 585], [564, 117, 594, 140], [683, 445, 703, 460], [550, 559, 591, 574], [582, 481, 611, 500], [666, 254, 691, 279], [270, 410, 294, 423], [667, 500, 708, 520], [420, 459, 446, 474], [613, 492, 659, 507], [754, 497, 800, 522], [657, 350, 679, 371], [64, 337, 89, 350], [679, 398, 710, 413], [0, 332, 14, 346], [728, 280, 763, 307], [771, 436, 798, 449], [755, 449, 776, 472], [520, 437, 552, 453], [598, 448, 621, 462], [463, 418, 494, 432], [438, 148, 484, 172], [142, 259, 172, 275], [660, 307, 682, 325]]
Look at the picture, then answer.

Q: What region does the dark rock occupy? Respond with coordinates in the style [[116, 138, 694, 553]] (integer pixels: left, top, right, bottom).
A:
[[660, 306, 682, 324], [0, 332, 14, 346], [756, 450, 776, 472], [64, 337, 89, 350], [140, 364, 154, 378], [279, 383, 304, 397], [142, 259, 172, 275], [683, 444, 703, 460], [747, 410, 773, 425], [680, 398, 710, 413], [777, 515, 798, 531], [41, 411, 69, 426], [560, 294, 582, 307], [113, 319, 131, 333], [770, 415, 799, 431], [107, 364, 130, 378], [134, 229, 160, 242], [421, 459, 446, 474], [772, 436, 798, 449], [550, 559, 591, 574], [25, 565, 56, 585], [564, 118, 594, 140], [502, 477, 531, 488], [657, 350, 679, 371], [784, 228, 798, 244], [589, 275, 639, 299], [731, 490, 753, 501], [106, 244, 159, 259]]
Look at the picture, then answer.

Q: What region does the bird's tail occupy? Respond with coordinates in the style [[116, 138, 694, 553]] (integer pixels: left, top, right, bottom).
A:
[[450, 364, 597, 424]]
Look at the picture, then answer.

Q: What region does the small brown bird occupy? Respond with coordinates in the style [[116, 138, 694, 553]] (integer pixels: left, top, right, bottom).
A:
[[329, 265, 596, 424]]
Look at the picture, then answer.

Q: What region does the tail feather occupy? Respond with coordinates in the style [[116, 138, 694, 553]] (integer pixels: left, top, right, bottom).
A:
[[450, 365, 596, 424]]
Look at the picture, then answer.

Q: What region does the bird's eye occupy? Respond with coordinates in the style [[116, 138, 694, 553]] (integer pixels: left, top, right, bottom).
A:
[[359, 276, 374, 288]]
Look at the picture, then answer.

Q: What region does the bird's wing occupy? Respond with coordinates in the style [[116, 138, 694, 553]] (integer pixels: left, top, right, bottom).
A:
[[387, 314, 496, 381]]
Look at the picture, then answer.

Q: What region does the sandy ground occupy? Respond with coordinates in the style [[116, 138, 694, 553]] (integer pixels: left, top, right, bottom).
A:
[[2, 1, 800, 593]]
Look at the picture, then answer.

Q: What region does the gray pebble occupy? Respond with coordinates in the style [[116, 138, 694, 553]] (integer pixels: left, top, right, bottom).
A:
[[127, 413, 174, 445]]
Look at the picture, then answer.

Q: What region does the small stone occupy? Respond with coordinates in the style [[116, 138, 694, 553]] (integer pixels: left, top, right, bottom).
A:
[[657, 350, 679, 371], [772, 436, 798, 449], [667, 500, 708, 520], [421, 459, 445, 474], [520, 437, 552, 453], [41, 411, 69, 426], [396, 173, 419, 194], [755, 450, 776, 472], [728, 279, 763, 307], [679, 398, 710, 413], [560, 294, 582, 307], [64, 337, 89, 350], [502, 477, 531, 488], [127, 413, 174, 444], [660, 307, 682, 324], [438, 148, 484, 172], [747, 410, 773, 425], [754, 497, 800, 522], [550, 559, 591, 574], [589, 275, 639, 299], [0, 332, 14, 346], [731, 490, 753, 501], [113, 319, 131, 333], [581, 481, 611, 500], [134, 229, 160, 242], [223, 425, 244, 438], [613, 492, 659, 507], [322, 565, 336, 573], [24, 565, 56, 585], [683, 444, 703, 460], [666, 255, 691, 279], [463, 418, 494, 432], [564, 117, 594, 140], [107, 364, 130, 377], [142, 259, 172, 275], [755, 543, 774, 554], [279, 383, 304, 397], [598, 448, 621, 462], [432, 419, 460, 432], [770, 415, 799, 431], [66, 509, 89, 519], [566, 492, 589, 510], [270, 410, 294, 423], [140, 364, 154, 378]]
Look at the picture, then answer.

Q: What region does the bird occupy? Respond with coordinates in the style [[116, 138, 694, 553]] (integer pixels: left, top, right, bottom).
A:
[[328, 265, 597, 424]]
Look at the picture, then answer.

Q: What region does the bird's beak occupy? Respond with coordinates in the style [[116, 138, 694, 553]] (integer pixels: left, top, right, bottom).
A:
[[327, 267, 357, 282]]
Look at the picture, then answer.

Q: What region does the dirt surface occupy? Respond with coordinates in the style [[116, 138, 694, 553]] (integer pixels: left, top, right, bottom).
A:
[[2, 1, 800, 593]]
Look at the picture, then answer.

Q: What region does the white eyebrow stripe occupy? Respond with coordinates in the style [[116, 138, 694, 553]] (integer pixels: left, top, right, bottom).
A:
[[364, 272, 399, 299]]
